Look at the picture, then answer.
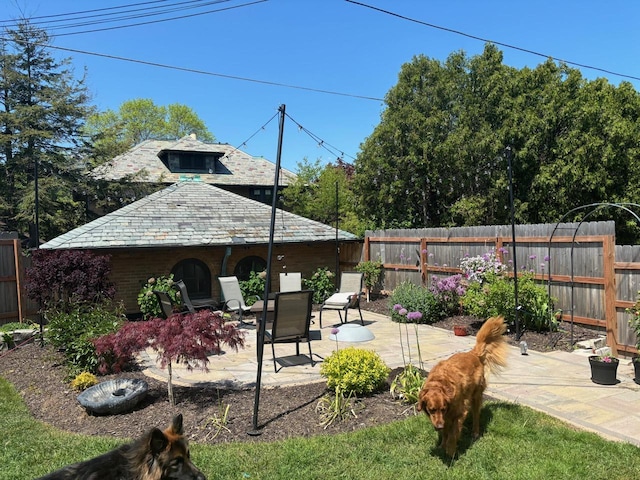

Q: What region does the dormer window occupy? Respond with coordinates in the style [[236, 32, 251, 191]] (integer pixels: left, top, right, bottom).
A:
[[161, 151, 223, 174]]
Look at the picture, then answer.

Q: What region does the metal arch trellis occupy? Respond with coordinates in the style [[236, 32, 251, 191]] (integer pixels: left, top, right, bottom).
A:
[[547, 202, 640, 347]]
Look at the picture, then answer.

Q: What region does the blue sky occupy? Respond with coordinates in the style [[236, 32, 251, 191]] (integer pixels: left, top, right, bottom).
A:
[[3, 0, 640, 172]]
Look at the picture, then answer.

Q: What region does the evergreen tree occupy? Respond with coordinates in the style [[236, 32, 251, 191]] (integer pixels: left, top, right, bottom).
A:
[[0, 20, 93, 245]]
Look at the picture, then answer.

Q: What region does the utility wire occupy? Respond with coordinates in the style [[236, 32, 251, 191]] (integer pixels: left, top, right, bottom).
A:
[[0, 1, 219, 28], [6, 41, 384, 102], [45, 1, 261, 37], [33, 1, 232, 32], [346, 0, 640, 83]]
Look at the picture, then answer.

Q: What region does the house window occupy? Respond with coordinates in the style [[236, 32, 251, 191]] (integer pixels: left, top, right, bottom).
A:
[[171, 258, 211, 299], [166, 152, 221, 174], [250, 187, 287, 205], [234, 255, 267, 281]]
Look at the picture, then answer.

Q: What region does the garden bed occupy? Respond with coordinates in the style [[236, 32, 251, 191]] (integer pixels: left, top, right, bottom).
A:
[[0, 296, 604, 444]]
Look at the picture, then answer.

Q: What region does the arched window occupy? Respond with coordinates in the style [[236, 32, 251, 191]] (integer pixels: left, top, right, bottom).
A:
[[172, 258, 211, 299], [234, 255, 267, 281]]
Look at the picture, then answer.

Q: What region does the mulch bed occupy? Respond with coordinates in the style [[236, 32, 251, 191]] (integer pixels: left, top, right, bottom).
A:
[[0, 295, 604, 444]]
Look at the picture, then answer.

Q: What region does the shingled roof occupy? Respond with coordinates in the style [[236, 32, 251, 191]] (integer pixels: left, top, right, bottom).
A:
[[40, 181, 359, 250], [91, 135, 297, 186]]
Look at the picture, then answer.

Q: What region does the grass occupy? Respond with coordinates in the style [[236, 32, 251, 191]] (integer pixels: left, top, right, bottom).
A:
[[2, 378, 639, 480]]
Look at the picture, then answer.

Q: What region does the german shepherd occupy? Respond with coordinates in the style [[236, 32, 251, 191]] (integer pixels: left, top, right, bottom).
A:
[[36, 414, 206, 480]]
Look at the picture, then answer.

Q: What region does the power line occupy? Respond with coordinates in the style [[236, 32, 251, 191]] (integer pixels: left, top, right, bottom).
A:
[[345, 0, 640, 83], [0, 0, 216, 27], [39, 1, 259, 37], [14, 42, 384, 102], [31, 1, 231, 32]]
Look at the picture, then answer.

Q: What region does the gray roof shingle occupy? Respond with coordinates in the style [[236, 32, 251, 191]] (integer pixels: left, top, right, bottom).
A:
[[91, 136, 297, 186], [41, 181, 358, 249]]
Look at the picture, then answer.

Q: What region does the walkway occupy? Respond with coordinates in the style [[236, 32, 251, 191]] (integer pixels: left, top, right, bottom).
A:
[[139, 309, 640, 447]]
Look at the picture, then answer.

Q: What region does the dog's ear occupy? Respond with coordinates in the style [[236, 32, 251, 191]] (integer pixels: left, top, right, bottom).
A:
[[149, 428, 169, 455], [169, 414, 184, 435], [442, 383, 456, 400], [416, 388, 428, 412]]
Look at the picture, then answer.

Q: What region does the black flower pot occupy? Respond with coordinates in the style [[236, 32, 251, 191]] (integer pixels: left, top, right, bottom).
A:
[[633, 357, 640, 385], [588, 356, 619, 385]]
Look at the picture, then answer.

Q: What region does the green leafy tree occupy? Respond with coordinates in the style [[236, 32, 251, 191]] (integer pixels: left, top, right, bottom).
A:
[[354, 44, 640, 241], [283, 158, 369, 236], [84, 98, 215, 167], [0, 20, 93, 244]]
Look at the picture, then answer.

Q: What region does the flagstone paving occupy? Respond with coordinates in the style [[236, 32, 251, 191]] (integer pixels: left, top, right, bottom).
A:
[[139, 309, 640, 447]]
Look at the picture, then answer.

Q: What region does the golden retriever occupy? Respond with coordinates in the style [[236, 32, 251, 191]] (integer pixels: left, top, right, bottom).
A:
[[417, 316, 507, 457]]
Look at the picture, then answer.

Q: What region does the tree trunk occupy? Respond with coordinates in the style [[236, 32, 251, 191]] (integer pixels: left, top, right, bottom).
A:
[[168, 361, 175, 406]]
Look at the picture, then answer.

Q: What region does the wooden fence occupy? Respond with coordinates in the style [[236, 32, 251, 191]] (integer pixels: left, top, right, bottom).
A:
[[364, 221, 639, 356], [0, 235, 37, 325]]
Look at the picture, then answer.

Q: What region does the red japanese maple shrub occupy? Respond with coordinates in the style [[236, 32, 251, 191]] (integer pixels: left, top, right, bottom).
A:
[[94, 309, 246, 405]]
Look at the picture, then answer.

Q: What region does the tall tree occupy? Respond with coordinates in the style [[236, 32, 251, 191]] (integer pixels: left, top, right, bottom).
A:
[[355, 44, 640, 241], [84, 99, 215, 167], [282, 158, 369, 236], [0, 20, 93, 245]]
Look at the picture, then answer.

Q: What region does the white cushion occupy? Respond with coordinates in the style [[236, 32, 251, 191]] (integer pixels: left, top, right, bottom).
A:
[[323, 292, 355, 306]]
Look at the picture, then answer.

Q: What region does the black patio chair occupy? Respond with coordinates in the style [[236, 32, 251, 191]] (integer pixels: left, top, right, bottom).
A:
[[174, 280, 218, 314], [264, 290, 315, 372], [153, 290, 179, 319]]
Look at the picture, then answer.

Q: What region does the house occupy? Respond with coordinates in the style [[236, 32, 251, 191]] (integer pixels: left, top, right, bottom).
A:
[[91, 134, 297, 204], [40, 181, 362, 315]]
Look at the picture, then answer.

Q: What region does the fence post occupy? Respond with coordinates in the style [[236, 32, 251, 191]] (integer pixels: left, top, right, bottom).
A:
[[603, 235, 618, 355]]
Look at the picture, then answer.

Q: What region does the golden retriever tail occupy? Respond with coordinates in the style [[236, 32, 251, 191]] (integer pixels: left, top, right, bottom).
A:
[[471, 316, 508, 374]]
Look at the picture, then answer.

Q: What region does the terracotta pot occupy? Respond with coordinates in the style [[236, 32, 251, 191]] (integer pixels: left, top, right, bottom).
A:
[[588, 355, 619, 385], [453, 325, 468, 336]]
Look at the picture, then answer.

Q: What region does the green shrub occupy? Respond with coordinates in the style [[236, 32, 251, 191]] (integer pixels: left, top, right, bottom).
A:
[[0, 322, 38, 332], [45, 302, 125, 376], [462, 272, 557, 332], [137, 274, 180, 319], [239, 271, 266, 306], [320, 346, 390, 395], [390, 364, 425, 404], [70, 372, 98, 391], [303, 267, 336, 304], [388, 281, 442, 323], [355, 260, 384, 297]]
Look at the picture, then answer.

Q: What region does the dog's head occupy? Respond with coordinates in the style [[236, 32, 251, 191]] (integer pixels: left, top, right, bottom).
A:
[[145, 414, 206, 480], [417, 383, 454, 431]]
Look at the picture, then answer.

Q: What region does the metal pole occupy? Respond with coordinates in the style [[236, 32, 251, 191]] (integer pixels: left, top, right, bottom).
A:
[[335, 180, 339, 277], [506, 146, 520, 340], [249, 104, 285, 435]]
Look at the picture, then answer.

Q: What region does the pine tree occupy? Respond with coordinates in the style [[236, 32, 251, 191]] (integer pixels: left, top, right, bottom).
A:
[[0, 20, 93, 245]]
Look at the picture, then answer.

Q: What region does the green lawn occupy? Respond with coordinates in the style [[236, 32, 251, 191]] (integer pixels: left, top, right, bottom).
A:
[[1, 377, 638, 480]]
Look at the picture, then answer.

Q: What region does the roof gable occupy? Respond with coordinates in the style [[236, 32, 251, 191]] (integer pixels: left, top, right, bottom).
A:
[[41, 181, 358, 249]]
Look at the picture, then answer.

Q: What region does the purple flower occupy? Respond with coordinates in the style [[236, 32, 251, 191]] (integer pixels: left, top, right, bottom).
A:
[[544, 255, 550, 262], [407, 311, 422, 321], [399, 308, 408, 316], [529, 255, 537, 260], [393, 304, 403, 312], [331, 328, 340, 335], [422, 249, 428, 254]]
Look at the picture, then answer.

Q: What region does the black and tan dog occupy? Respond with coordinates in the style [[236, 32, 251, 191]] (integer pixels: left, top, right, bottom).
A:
[[36, 414, 206, 480]]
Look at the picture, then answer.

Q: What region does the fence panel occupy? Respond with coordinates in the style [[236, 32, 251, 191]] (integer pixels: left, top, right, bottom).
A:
[[365, 221, 640, 354]]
